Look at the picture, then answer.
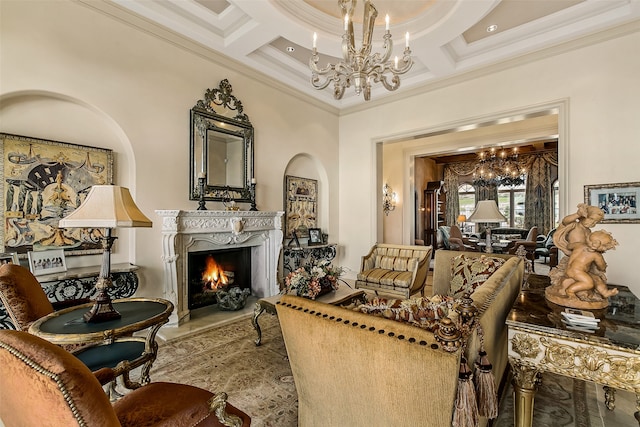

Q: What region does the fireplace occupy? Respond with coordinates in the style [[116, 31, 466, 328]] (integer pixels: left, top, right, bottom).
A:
[[156, 210, 284, 326], [188, 247, 251, 310]]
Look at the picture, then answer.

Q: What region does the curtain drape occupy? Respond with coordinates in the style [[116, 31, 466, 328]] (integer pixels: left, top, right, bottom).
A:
[[524, 152, 557, 235], [444, 163, 480, 226]]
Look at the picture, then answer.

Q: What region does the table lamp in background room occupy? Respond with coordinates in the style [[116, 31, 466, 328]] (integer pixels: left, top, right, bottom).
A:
[[467, 200, 506, 253], [58, 185, 152, 322], [457, 214, 467, 233]]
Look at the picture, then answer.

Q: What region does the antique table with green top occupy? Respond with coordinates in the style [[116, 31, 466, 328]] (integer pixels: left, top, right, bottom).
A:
[[507, 275, 640, 426], [29, 297, 173, 389]]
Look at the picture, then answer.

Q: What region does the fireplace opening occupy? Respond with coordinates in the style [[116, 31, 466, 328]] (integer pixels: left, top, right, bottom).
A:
[[188, 247, 251, 310]]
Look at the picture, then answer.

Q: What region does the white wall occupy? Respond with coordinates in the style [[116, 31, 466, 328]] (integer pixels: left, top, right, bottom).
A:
[[0, 1, 339, 297], [340, 28, 640, 295]]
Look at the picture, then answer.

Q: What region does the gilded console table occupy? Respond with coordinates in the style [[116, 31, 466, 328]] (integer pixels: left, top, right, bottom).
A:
[[507, 282, 640, 427], [0, 263, 139, 330]]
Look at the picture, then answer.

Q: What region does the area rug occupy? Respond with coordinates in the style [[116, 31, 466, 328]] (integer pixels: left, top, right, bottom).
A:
[[151, 314, 635, 427], [150, 314, 297, 427]]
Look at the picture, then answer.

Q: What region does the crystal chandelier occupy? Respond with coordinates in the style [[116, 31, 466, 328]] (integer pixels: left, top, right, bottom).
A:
[[310, 0, 413, 101], [472, 147, 525, 187]]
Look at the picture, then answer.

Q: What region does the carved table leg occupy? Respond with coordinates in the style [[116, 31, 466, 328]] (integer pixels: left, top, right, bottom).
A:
[[603, 386, 616, 411], [511, 362, 541, 427], [252, 301, 265, 346], [635, 394, 640, 426]]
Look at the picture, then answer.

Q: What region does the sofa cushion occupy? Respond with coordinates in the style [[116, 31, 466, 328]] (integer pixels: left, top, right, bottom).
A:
[[355, 294, 458, 331], [449, 254, 506, 298]]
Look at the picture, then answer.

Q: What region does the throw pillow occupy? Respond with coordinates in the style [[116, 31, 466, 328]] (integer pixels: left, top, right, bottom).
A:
[[354, 294, 459, 332], [449, 254, 506, 299]]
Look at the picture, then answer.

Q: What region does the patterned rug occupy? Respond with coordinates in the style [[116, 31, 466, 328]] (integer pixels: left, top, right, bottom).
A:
[[151, 314, 635, 427], [150, 314, 298, 427]]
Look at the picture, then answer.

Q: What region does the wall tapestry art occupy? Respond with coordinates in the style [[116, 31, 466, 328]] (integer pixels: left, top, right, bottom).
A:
[[284, 175, 317, 238], [1, 133, 113, 256]]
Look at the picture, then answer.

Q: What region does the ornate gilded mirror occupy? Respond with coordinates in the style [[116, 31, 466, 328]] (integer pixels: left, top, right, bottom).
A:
[[190, 79, 254, 205]]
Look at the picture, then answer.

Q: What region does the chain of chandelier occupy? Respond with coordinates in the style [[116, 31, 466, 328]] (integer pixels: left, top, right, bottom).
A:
[[472, 147, 525, 187], [309, 0, 413, 101]]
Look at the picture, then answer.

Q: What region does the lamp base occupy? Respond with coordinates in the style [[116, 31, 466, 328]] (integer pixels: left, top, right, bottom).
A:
[[84, 289, 121, 323]]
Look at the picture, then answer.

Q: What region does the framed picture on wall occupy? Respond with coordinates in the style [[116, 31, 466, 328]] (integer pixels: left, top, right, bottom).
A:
[[284, 175, 317, 238], [584, 182, 640, 223], [0, 133, 113, 257]]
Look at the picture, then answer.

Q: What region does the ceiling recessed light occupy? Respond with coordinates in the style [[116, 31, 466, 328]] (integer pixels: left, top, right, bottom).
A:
[[486, 24, 498, 33], [286, 46, 295, 53]]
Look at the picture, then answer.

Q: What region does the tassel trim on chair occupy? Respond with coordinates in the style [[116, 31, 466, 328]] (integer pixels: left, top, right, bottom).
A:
[[452, 357, 478, 427]]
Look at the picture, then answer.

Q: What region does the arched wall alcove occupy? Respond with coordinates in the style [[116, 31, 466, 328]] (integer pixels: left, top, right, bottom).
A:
[[282, 153, 330, 243], [0, 90, 138, 268]]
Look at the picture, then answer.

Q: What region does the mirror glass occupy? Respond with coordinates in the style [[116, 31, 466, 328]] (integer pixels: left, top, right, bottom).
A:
[[190, 80, 254, 204]]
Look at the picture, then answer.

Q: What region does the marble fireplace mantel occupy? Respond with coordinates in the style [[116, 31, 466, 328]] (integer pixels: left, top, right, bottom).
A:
[[156, 210, 284, 326]]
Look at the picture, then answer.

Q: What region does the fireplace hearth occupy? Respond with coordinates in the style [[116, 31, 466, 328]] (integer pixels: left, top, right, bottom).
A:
[[188, 247, 251, 310], [156, 210, 284, 326]]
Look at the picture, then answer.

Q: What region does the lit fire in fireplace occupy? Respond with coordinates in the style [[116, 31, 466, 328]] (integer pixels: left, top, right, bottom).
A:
[[202, 255, 233, 290]]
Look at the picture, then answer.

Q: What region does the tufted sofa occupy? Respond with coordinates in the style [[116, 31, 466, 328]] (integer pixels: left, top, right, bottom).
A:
[[277, 250, 523, 427], [355, 243, 433, 298]]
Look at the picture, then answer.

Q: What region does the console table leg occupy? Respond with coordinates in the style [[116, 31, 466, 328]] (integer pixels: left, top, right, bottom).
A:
[[252, 302, 265, 346], [511, 362, 541, 427], [635, 394, 640, 426]]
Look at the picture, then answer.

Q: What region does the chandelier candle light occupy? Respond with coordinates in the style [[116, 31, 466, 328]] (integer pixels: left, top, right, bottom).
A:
[[310, 0, 413, 101], [472, 146, 525, 187], [58, 185, 153, 322]]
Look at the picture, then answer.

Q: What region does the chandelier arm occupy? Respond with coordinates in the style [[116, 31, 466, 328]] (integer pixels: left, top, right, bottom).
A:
[[379, 73, 401, 91], [309, 54, 338, 76]]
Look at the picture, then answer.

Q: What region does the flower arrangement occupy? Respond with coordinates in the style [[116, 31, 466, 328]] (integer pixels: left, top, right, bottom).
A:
[[284, 259, 344, 299]]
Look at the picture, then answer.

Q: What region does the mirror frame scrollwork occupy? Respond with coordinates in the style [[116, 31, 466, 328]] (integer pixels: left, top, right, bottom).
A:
[[189, 79, 254, 205]]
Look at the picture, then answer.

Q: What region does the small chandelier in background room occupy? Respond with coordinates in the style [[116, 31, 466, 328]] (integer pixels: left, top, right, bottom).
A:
[[310, 0, 413, 101], [472, 147, 525, 187]]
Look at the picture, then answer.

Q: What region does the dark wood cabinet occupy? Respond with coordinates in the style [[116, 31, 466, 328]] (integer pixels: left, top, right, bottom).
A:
[[424, 181, 445, 247]]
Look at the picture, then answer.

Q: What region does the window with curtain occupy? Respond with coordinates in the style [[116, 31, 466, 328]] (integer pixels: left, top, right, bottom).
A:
[[498, 181, 526, 228], [458, 183, 475, 233]]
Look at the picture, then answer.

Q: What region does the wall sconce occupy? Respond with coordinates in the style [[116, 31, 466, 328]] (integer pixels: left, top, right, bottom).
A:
[[382, 183, 397, 216]]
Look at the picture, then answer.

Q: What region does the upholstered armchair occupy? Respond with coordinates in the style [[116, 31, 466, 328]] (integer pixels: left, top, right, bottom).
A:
[[507, 226, 538, 270], [535, 228, 557, 266], [448, 225, 478, 251], [0, 264, 151, 390], [0, 329, 251, 427]]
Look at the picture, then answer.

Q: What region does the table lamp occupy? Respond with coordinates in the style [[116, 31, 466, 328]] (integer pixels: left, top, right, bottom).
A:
[[467, 200, 506, 253], [457, 214, 467, 232], [58, 185, 152, 322]]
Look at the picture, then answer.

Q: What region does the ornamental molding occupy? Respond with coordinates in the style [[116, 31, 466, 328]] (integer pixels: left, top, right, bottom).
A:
[[156, 210, 283, 235], [510, 330, 640, 392], [511, 333, 541, 359]]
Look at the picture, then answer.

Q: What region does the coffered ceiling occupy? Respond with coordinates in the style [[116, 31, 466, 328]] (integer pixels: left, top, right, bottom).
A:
[[93, 0, 639, 109]]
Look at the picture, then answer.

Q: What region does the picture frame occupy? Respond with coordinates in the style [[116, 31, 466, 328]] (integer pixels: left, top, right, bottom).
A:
[[287, 230, 301, 248], [584, 182, 640, 223], [28, 249, 67, 276], [0, 133, 113, 257], [0, 252, 20, 266], [308, 228, 323, 245], [284, 175, 317, 238]]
